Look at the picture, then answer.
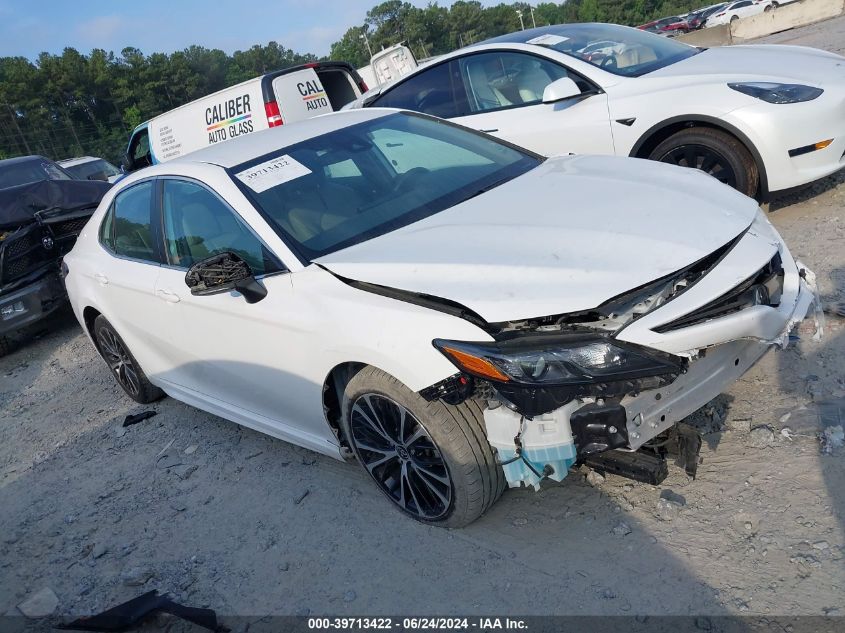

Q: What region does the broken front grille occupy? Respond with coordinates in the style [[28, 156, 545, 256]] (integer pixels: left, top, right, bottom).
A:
[[0, 224, 53, 285], [653, 252, 784, 333]]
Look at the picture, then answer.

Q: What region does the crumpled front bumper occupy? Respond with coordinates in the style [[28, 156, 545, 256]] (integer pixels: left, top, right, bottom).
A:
[[0, 271, 66, 336]]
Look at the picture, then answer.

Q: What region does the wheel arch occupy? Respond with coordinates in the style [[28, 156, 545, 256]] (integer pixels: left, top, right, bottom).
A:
[[321, 361, 368, 453], [82, 305, 102, 340], [629, 115, 769, 200]]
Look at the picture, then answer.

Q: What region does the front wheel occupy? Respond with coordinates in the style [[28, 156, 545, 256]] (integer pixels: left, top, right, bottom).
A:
[[341, 367, 505, 527], [648, 127, 759, 197], [93, 315, 164, 404]]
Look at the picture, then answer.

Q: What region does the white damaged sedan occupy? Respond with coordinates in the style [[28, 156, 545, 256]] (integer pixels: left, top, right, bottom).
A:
[[64, 109, 817, 526]]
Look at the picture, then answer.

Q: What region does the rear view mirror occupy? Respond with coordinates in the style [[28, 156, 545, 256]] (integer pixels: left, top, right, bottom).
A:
[[542, 77, 582, 104], [184, 252, 267, 304]]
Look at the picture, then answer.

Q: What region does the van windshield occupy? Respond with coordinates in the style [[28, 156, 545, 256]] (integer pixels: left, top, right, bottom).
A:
[[230, 113, 539, 260]]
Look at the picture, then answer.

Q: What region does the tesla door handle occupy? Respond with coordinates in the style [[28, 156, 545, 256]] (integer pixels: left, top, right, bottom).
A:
[[94, 273, 109, 285], [479, 128, 499, 133], [156, 289, 181, 303]]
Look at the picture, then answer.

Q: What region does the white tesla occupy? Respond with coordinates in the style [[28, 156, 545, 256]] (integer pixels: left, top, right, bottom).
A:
[[64, 109, 816, 526], [349, 23, 845, 199]]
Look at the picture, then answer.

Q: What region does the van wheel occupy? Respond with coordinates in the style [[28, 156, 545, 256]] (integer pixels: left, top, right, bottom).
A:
[[93, 315, 164, 404], [648, 127, 759, 197], [341, 366, 505, 528]]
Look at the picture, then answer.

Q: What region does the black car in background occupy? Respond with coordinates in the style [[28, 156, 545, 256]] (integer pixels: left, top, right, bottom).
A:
[[0, 155, 111, 355]]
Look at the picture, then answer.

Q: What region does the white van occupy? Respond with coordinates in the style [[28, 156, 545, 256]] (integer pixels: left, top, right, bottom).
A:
[[356, 44, 418, 88], [121, 62, 367, 174]]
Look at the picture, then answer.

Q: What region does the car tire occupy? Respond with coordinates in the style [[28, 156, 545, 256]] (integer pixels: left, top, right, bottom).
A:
[[341, 366, 505, 527], [93, 315, 164, 404], [648, 127, 759, 197], [0, 335, 12, 358], [730, 14, 739, 21]]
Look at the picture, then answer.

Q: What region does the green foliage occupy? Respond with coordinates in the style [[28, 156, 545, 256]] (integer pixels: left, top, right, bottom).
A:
[[0, 0, 705, 163]]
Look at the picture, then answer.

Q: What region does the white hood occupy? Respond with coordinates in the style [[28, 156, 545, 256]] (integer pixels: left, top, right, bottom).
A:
[[649, 45, 845, 86], [316, 155, 759, 323]]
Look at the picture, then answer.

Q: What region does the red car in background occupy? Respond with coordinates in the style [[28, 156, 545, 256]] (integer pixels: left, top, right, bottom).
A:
[[636, 16, 690, 36]]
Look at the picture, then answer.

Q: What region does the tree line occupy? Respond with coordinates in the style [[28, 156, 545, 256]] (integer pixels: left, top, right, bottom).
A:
[[0, 0, 704, 165]]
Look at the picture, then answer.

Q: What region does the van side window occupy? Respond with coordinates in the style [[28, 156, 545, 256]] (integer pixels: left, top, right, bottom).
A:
[[113, 182, 157, 263], [161, 179, 282, 275]]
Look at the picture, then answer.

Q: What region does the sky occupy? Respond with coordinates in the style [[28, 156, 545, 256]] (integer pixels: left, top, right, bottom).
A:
[[0, 0, 507, 60]]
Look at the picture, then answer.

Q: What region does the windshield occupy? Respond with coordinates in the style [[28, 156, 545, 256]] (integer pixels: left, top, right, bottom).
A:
[[64, 159, 120, 181], [0, 158, 72, 189], [484, 23, 700, 78], [230, 113, 539, 260]]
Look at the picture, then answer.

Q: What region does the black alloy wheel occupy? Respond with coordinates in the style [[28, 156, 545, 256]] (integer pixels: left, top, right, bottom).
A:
[[349, 394, 452, 520], [97, 325, 141, 397], [656, 144, 738, 189]]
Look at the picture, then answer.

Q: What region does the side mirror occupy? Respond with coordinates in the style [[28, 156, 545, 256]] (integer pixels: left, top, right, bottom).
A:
[[542, 77, 582, 104], [120, 154, 133, 173], [184, 252, 267, 304]]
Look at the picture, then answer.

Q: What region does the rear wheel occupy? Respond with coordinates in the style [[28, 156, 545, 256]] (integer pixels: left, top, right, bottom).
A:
[[93, 315, 164, 403], [341, 366, 505, 527], [0, 335, 11, 358], [648, 127, 759, 197]]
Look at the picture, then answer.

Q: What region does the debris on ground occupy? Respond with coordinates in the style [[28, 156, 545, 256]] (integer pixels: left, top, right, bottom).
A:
[[655, 497, 682, 521], [748, 425, 775, 448], [17, 586, 59, 618], [293, 489, 310, 505], [120, 566, 155, 587], [57, 589, 225, 632], [585, 469, 605, 487], [823, 301, 845, 317], [122, 410, 157, 427], [820, 425, 844, 454], [612, 521, 632, 536]]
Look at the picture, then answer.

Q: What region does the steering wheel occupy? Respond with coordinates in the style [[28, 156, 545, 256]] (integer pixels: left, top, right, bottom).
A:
[[392, 167, 430, 194], [600, 56, 618, 71]]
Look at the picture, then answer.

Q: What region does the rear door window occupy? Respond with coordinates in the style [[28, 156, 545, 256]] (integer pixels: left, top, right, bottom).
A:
[[371, 61, 468, 119], [112, 181, 157, 263]]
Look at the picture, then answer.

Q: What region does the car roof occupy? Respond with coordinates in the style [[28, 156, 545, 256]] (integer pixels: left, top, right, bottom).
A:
[[0, 155, 51, 168], [477, 22, 630, 47], [57, 156, 99, 166], [176, 108, 394, 169]]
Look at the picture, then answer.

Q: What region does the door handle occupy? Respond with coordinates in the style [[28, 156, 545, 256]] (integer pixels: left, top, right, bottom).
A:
[[479, 128, 499, 133], [156, 289, 181, 303], [94, 273, 109, 285]]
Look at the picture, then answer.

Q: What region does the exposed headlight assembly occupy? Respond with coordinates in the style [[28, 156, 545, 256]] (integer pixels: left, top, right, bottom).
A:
[[433, 334, 683, 416], [728, 82, 823, 104]]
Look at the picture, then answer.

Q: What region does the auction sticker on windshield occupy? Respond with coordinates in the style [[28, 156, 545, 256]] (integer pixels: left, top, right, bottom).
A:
[[526, 34, 569, 45], [235, 155, 311, 193]]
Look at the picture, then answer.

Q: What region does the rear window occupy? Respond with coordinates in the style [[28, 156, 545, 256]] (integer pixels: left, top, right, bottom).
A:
[[0, 158, 71, 188], [230, 113, 539, 260]]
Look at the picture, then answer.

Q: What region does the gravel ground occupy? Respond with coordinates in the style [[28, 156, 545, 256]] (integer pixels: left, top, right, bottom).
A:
[[1, 17, 844, 630]]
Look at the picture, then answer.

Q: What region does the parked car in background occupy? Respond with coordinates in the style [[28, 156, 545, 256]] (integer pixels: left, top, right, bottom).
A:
[[350, 22, 845, 200], [0, 155, 110, 355], [657, 16, 692, 35], [687, 3, 728, 29], [121, 61, 367, 176], [65, 109, 816, 526], [59, 156, 121, 183], [637, 16, 682, 34], [705, 0, 774, 26]]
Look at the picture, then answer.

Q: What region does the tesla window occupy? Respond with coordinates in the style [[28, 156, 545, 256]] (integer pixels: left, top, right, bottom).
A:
[[232, 113, 540, 259], [487, 23, 700, 77]]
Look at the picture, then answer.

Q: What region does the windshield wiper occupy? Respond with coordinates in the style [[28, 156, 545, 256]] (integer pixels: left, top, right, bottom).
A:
[[460, 176, 516, 203]]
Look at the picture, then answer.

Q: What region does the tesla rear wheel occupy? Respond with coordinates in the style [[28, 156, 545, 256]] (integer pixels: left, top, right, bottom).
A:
[[341, 366, 505, 527], [93, 315, 164, 404], [649, 127, 759, 197]]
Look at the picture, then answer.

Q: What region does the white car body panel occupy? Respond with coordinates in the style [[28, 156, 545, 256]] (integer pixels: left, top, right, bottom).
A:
[[63, 110, 816, 484], [350, 32, 845, 195], [706, 0, 770, 26], [317, 154, 758, 323]]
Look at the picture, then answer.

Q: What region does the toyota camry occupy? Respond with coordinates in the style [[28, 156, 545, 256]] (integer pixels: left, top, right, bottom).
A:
[[64, 109, 817, 526]]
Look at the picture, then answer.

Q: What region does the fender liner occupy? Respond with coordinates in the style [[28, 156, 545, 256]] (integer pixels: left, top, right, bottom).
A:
[[629, 114, 769, 200]]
